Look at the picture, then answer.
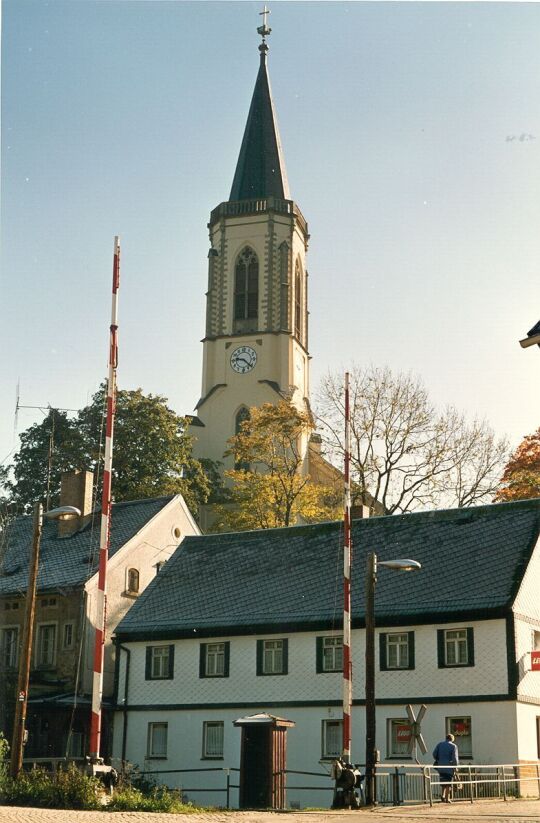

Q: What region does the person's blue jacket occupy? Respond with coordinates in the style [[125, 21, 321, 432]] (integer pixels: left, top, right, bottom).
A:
[[433, 739, 459, 766]]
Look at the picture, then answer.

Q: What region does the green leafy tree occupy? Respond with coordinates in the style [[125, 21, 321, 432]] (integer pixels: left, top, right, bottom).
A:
[[214, 400, 340, 531], [3, 387, 212, 515], [495, 427, 540, 502]]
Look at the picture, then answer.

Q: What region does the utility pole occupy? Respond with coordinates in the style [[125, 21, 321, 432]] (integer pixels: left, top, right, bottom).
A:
[[10, 503, 42, 778], [342, 371, 352, 761], [364, 551, 377, 805]]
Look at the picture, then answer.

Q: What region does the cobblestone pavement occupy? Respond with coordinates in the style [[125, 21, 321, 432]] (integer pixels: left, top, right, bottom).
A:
[[0, 801, 540, 823]]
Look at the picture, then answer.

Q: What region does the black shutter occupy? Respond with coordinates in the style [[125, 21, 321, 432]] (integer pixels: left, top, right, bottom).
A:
[[316, 637, 323, 673], [408, 631, 415, 670], [466, 627, 475, 667], [379, 633, 388, 671], [223, 641, 230, 677], [256, 640, 264, 675], [282, 639, 288, 675], [199, 644, 207, 678], [145, 646, 152, 680], [167, 645, 175, 679], [437, 630, 446, 668]]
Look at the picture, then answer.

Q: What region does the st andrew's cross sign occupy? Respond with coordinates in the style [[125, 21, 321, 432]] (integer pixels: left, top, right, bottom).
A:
[[405, 704, 428, 757]]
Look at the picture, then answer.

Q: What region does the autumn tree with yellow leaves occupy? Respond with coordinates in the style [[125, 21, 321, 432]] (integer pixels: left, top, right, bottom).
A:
[[214, 400, 340, 531]]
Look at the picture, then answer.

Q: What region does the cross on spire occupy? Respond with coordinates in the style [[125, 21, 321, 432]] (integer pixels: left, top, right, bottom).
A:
[[257, 4, 272, 43]]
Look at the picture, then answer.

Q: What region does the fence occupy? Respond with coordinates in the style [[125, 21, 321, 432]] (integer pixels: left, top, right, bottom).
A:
[[280, 763, 540, 807], [23, 758, 540, 809]]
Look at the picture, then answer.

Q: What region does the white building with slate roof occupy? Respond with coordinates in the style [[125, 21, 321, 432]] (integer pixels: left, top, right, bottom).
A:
[[112, 498, 540, 808], [0, 470, 199, 761]]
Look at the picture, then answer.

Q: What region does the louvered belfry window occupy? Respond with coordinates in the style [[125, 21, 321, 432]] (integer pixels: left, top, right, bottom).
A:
[[294, 258, 302, 342], [234, 247, 258, 322]]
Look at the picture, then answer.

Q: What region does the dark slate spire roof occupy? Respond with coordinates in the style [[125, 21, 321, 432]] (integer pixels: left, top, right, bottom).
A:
[[115, 498, 540, 640], [229, 41, 290, 202]]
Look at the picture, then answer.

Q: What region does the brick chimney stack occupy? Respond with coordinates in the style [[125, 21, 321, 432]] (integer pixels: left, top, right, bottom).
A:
[[58, 470, 94, 536]]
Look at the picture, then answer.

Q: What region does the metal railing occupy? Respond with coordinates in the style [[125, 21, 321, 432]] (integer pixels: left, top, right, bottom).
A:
[[135, 766, 240, 809], [24, 758, 540, 809], [280, 763, 540, 808]]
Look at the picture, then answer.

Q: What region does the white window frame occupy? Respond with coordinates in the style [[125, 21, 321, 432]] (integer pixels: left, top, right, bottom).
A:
[[321, 719, 343, 760], [322, 636, 343, 672], [202, 721, 224, 759], [1, 626, 19, 669], [262, 639, 284, 674], [446, 716, 473, 758], [151, 646, 170, 679], [35, 623, 57, 667], [387, 633, 409, 669], [387, 718, 413, 759], [205, 643, 225, 677], [445, 629, 468, 666], [147, 722, 168, 759]]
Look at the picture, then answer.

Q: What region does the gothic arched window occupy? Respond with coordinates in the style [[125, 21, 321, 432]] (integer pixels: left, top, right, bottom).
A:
[[234, 247, 258, 330], [235, 406, 251, 470], [294, 258, 303, 343]]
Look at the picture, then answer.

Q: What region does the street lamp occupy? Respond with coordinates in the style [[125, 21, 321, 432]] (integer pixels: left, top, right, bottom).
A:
[[519, 320, 540, 349], [364, 552, 421, 806], [10, 503, 81, 778]]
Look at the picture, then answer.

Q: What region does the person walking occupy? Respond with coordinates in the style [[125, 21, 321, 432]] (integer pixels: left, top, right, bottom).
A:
[[433, 733, 459, 803]]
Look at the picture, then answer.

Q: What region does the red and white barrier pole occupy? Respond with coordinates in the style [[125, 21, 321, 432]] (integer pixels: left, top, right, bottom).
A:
[[89, 236, 120, 760], [342, 371, 352, 759]]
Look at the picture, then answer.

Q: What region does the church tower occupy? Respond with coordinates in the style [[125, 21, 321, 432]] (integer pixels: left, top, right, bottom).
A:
[[191, 12, 311, 475]]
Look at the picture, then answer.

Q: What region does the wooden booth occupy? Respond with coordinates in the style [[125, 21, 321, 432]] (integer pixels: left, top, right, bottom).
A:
[[234, 712, 295, 809]]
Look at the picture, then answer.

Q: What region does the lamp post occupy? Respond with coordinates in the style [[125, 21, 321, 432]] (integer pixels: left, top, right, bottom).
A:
[[519, 320, 540, 349], [364, 552, 421, 806], [10, 503, 81, 778]]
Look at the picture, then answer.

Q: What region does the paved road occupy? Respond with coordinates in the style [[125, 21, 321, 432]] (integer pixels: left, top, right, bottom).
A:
[[1, 800, 540, 823]]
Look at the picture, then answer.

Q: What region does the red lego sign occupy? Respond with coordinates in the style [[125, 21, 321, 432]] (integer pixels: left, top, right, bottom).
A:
[[396, 724, 412, 742], [532, 651, 540, 671]]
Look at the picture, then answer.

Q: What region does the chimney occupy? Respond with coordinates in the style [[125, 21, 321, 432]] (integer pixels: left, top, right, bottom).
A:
[[351, 504, 370, 519], [58, 470, 94, 537]]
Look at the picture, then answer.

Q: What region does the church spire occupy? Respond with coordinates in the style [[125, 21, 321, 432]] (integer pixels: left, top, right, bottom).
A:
[[229, 7, 290, 202]]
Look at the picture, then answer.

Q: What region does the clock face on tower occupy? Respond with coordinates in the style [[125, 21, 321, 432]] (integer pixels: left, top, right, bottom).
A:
[[230, 345, 257, 374]]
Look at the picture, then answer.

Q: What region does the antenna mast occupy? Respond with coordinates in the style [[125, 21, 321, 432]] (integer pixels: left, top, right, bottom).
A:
[[342, 371, 352, 759], [89, 236, 120, 760]]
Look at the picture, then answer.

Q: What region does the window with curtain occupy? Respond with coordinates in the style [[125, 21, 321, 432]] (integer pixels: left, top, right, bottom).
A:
[[202, 721, 224, 758], [321, 719, 343, 759], [147, 722, 168, 758]]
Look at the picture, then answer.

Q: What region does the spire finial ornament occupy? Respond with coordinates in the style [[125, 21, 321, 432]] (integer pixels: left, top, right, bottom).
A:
[[257, 5, 271, 61]]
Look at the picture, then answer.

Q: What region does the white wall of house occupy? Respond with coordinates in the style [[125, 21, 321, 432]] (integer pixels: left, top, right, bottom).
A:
[[116, 619, 508, 708], [112, 617, 524, 807], [516, 701, 540, 762], [515, 615, 540, 701], [83, 496, 199, 695], [514, 536, 540, 622], [112, 700, 519, 809]]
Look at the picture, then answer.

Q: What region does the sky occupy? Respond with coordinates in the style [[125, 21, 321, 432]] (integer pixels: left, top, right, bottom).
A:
[[1, 0, 539, 476]]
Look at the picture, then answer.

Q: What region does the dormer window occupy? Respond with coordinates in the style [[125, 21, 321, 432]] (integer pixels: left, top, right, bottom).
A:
[[233, 247, 258, 332]]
